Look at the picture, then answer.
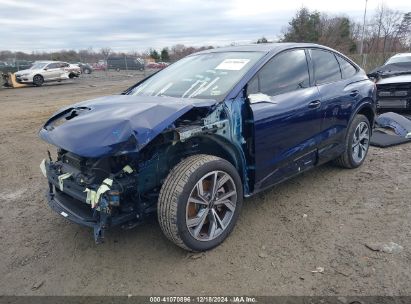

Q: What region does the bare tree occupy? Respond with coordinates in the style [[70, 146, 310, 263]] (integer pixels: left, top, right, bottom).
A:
[[396, 12, 411, 50], [318, 15, 357, 53], [366, 4, 404, 57], [100, 47, 112, 61]]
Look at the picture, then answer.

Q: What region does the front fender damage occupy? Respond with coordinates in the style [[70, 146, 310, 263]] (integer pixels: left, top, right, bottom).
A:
[[39, 95, 226, 243]]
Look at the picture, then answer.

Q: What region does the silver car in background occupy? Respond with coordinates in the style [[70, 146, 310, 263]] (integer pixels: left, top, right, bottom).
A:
[[15, 61, 81, 86]]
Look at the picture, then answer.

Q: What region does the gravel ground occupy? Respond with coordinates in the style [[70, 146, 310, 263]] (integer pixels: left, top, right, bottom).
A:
[[0, 71, 410, 296]]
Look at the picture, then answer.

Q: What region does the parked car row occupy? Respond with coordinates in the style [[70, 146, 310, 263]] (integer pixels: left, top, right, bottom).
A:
[[1, 57, 172, 88], [89, 59, 170, 71]]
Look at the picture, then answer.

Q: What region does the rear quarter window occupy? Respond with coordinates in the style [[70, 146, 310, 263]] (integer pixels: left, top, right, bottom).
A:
[[336, 56, 357, 78]]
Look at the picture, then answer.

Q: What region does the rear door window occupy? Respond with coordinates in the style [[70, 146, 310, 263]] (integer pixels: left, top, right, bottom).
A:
[[311, 49, 342, 85]]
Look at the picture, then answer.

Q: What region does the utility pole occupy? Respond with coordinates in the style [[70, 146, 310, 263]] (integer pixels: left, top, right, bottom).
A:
[[360, 0, 369, 68]]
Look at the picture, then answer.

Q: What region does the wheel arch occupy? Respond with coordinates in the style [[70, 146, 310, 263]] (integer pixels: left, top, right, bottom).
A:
[[182, 134, 249, 194], [350, 99, 376, 131], [356, 102, 375, 127]]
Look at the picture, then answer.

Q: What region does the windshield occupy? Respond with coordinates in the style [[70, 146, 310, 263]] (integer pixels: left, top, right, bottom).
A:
[[385, 56, 411, 65], [130, 52, 264, 100], [30, 62, 48, 69]]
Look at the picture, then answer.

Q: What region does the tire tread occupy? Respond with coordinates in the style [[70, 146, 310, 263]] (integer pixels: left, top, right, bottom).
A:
[[158, 154, 221, 251], [334, 114, 369, 169]]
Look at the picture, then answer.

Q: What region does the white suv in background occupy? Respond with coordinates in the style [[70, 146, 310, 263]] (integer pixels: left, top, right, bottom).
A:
[[15, 61, 81, 86]]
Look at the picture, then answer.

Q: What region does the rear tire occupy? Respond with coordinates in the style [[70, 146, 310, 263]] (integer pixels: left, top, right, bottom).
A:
[[158, 155, 243, 252], [334, 114, 371, 169], [33, 74, 44, 86]]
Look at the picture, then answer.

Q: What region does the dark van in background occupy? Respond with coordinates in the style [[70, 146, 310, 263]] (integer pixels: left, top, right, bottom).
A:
[[107, 56, 145, 71]]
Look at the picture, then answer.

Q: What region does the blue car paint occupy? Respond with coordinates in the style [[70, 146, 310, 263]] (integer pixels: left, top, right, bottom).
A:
[[40, 43, 376, 195], [224, 45, 376, 192], [40, 43, 376, 242], [315, 77, 376, 163], [251, 86, 323, 186], [40, 95, 218, 158]]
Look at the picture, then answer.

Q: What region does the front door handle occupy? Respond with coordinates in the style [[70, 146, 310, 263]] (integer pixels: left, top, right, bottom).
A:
[[308, 100, 321, 109]]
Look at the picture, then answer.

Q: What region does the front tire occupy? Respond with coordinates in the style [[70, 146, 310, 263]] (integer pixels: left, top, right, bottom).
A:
[[33, 74, 44, 86], [158, 155, 243, 251], [334, 114, 371, 169]]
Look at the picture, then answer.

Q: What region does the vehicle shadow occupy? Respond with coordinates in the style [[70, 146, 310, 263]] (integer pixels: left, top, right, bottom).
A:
[[2, 80, 80, 90], [68, 162, 342, 256]]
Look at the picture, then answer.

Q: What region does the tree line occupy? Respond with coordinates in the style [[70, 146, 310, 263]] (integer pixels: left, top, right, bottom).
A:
[[270, 4, 410, 57]]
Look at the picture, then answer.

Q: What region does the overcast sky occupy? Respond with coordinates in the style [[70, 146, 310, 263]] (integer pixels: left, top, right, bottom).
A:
[[0, 0, 409, 52]]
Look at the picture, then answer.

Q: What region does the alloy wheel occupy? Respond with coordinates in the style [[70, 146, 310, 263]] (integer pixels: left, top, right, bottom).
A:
[[186, 170, 237, 242], [352, 121, 370, 163]]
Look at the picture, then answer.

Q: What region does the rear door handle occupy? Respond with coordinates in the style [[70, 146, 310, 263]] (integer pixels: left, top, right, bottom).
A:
[[308, 100, 321, 109], [350, 90, 359, 97]]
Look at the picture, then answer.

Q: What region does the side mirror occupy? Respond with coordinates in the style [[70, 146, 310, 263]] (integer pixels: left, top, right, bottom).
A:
[[44, 68, 48, 71]]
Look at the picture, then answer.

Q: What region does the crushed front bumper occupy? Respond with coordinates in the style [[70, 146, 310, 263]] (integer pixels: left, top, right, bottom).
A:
[[46, 184, 138, 242], [40, 150, 143, 243], [47, 185, 96, 228]]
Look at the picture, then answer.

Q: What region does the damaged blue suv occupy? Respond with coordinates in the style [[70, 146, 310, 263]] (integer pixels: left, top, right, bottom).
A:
[[40, 43, 376, 251]]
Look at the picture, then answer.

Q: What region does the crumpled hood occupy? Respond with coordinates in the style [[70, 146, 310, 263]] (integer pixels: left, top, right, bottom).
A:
[[39, 95, 217, 157]]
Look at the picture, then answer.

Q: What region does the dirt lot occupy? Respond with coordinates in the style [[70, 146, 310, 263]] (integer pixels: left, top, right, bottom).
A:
[[0, 71, 410, 296]]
